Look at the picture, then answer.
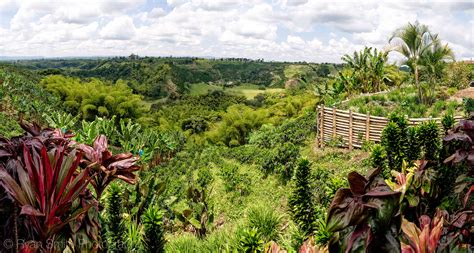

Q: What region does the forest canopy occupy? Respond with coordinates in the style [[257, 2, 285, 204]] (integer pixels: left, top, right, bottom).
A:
[[41, 75, 144, 120]]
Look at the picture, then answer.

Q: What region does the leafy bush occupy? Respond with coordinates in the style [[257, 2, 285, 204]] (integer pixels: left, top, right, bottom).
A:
[[181, 116, 209, 134], [261, 142, 300, 181], [369, 144, 386, 169], [249, 111, 316, 148], [441, 113, 455, 134], [443, 61, 471, 89], [0, 112, 22, 137], [464, 98, 474, 116], [406, 126, 421, 162], [418, 121, 440, 162], [209, 104, 269, 146], [381, 121, 405, 170], [220, 163, 251, 196]]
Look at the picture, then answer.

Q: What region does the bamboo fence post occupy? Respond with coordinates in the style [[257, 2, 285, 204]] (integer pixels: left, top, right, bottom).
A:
[[320, 105, 325, 148], [332, 107, 336, 138], [348, 109, 353, 151], [365, 112, 370, 142], [315, 106, 319, 148]]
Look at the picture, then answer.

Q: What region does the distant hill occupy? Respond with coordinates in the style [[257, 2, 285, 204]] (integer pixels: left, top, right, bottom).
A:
[[10, 57, 342, 99]]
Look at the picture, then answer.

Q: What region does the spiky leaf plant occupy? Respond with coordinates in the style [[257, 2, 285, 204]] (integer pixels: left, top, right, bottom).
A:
[[142, 205, 166, 253], [288, 159, 315, 236]]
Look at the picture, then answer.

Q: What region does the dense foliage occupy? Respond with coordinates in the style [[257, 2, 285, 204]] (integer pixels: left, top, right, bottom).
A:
[[41, 75, 144, 120], [0, 124, 141, 252]]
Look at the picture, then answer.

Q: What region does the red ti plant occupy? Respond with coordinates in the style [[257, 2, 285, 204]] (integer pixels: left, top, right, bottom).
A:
[[443, 118, 474, 166], [0, 140, 92, 252], [0, 123, 143, 252], [76, 135, 140, 198], [400, 210, 444, 253], [326, 168, 402, 252]]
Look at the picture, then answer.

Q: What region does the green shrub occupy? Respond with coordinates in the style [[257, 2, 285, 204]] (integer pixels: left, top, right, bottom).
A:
[[220, 163, 251, 196], [142, 206, 165, 253], [196, 167, 214, 189], [288, 159, 315, 235], [406, 126, 421, 162], [0, 112, 22, 138], [444, 61, 471, 88], [441, 113, 455, 134], [246, 206, 282, 242], [106, 183, 125, 253], [238, 228, 264, 253], [370, 144, 386, 169], [261, 142, 300, 181], [181, 116, 209, 134], [381, 122, 404, 170], [418, 121, 440, 162], [464, 98, 474, 116]]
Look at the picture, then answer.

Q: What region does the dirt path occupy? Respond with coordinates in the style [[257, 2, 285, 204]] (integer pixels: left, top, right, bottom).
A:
[[452, 87, 474, 102]]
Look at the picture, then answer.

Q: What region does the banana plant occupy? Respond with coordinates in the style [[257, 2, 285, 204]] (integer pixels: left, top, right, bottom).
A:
[[43, 111, 79, 132], [174, 185, 214, 238], [75, 120, 100, 145], [118, 118, 142, 150], [122, 175, 165, 220]]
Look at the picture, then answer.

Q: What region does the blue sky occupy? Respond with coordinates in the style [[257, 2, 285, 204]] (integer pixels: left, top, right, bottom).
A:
[[0, 0, 472, 62]]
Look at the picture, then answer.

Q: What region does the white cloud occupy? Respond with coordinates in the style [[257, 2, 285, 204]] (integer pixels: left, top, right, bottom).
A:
[[100, 16, 136, 40], [0, 0, 472, 62]]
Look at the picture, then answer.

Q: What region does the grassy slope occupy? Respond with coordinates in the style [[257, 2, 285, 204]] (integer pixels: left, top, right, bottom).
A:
[[166, 141, 371, 252], [339, 85, 463, 118], [189, 82, 285, 99]]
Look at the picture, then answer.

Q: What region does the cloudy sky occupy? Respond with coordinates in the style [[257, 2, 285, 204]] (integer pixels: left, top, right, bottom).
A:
[[0, 0, 472, 62]]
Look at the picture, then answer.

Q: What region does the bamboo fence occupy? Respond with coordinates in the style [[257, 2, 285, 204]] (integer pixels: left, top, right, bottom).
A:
[[316, 105, 463, 150]]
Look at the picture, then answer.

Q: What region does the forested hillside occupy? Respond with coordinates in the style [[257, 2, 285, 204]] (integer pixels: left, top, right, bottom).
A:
[[10, 57, 340, 99]]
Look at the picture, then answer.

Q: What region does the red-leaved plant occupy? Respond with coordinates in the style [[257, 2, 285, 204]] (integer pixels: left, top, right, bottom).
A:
[[401, 210, 444, 253], [326, 168, 402, 253], [0, 123, 141, 252], [77, 135, 140, 199]]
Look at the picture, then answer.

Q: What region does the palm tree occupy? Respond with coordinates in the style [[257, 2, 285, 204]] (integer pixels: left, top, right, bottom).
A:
[[419, 34, 454, 103], [389, 22, 433, 102], [420, 34, 454, 81]]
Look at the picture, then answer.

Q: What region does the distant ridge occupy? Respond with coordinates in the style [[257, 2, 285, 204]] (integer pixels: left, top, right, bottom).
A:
[[0, 56, 113, 61]]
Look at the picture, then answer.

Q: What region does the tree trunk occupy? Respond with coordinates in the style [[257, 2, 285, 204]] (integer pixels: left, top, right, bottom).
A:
[[13, 203, 18, 253], [414, 65, 422, 103]]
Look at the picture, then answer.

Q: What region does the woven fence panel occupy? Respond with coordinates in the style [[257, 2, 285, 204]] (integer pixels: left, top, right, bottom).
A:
[[316, 105, 463, 150]]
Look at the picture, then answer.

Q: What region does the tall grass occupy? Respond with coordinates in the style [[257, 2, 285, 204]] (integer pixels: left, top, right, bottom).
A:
[[246, 205, 282, 242]]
